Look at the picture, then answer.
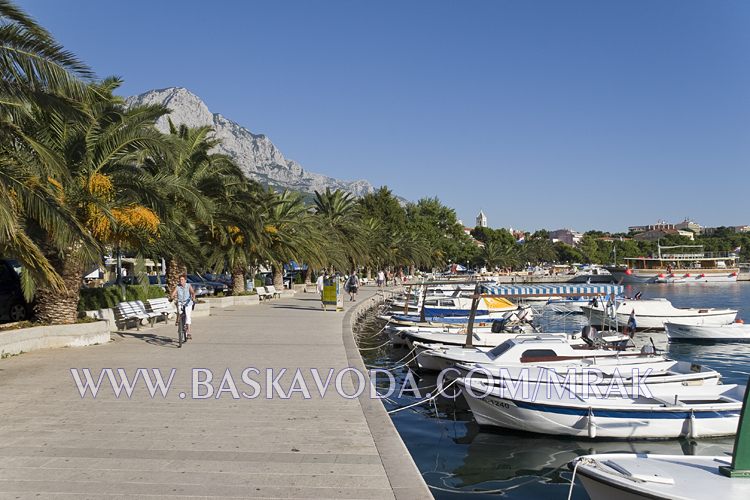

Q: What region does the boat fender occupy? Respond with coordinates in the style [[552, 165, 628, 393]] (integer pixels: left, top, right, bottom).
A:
[[687, 409, 698, 439], [625, 269, 633, 275], [587, 407, 597, 439], [731, 272, 738, 277], [737, 319, 745, 324], [684, 273, 691, 277], [658, 273, 665, 278], [700, 274, 705, 278]]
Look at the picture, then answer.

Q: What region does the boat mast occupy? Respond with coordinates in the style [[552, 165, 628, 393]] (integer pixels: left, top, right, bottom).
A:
[[464, 281, 482, 349]]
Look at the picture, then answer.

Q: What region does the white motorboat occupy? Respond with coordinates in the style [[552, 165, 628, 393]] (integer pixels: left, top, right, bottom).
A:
[[458, 378, 744, 439], [569, 380, 750, 497], [665, 320, 750, 342], [580, 297, 737, 330], [399, 325, 537, 350], [413, 333, 637, 372], [423, 335, 722, 388], [546, 296, 595, 314], [569, 454, 750, 500]]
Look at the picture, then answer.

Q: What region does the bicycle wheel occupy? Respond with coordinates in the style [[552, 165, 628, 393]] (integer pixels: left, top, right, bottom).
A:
[[178, 311, 184, 347]]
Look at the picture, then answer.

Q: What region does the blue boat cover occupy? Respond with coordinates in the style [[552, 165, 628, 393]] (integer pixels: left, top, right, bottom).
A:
[[479, 284, 623, 297]]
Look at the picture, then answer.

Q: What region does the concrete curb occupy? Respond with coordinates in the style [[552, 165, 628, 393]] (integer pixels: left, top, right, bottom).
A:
[[0, 320, 110, 357], [202, 294, 260, 309], [342, 292, 434, 500]]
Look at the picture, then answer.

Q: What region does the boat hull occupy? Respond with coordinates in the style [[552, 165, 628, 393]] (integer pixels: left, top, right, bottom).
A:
[[665, 321, 750, 342], [459, 382, 742, 439], [571, 454, 750, 500], [580, 300, 737, 330], [607, 267, 738, 284]]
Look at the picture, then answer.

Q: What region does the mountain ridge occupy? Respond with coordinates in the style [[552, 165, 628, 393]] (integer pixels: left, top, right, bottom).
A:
[[126, 87, 375, 197]]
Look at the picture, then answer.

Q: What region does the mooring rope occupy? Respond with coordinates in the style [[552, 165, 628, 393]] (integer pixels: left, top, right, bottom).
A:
[[386, 378, 460, 414]]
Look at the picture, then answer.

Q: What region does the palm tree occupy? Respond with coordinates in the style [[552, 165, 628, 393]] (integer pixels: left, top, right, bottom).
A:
[[257, 189, 326, 288], [202, 179, 266, 295], [150, 122, 236, 293], [313, 188, 366, 270], [1, 0, 95, 295], [23, 78, 168, 324]]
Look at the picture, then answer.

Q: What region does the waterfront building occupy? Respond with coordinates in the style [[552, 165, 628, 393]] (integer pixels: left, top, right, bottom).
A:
[[549, 228, 583, 246], [633, 228, 695, 241]]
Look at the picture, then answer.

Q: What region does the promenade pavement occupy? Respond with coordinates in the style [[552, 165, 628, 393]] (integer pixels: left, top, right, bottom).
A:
[[0, 287, 431, 499]]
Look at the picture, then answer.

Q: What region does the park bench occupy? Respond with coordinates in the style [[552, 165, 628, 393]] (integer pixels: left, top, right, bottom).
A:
[[266, 285, 282, 299], [114, 301, 160, 330], [145, 297, 175, 321], [256, 286, 273, 301]]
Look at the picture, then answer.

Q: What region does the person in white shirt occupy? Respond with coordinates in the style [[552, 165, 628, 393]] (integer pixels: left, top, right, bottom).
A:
[[377, 270, 385, 288], [316, 272, 325, 298]]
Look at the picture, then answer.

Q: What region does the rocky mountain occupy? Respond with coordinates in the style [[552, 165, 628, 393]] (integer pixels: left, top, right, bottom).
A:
[[126, 87, 374, 197]]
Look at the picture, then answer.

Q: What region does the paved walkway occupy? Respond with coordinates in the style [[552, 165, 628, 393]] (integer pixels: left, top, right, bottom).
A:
[[0, 288, 431, 499]]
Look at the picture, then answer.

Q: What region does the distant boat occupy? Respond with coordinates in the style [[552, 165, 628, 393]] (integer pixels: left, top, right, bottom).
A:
[[665, 321, 750, 342], [580, 297, 737, 330], [605, 245, 740, 284]]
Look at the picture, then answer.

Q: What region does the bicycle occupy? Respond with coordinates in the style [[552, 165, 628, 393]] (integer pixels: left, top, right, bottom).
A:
[[176, 302, 188, 347]]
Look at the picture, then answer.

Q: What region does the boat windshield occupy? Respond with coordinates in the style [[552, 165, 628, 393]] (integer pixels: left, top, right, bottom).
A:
[[488, 341, 513, 360]]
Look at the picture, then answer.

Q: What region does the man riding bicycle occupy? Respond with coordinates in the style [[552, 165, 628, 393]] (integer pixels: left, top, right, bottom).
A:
[[170, 274, 196, 340]]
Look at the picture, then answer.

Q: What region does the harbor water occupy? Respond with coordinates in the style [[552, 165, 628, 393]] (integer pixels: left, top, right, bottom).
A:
[[355, 283, 750, 499]]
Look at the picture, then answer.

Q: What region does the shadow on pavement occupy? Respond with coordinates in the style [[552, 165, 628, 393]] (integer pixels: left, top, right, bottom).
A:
[[113, 330, 180, 347]]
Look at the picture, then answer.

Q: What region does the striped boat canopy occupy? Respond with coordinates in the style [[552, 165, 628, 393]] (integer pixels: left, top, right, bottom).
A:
[[479, 284, 623, 297]]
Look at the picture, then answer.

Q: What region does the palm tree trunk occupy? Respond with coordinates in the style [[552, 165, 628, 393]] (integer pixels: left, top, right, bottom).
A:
[[302, 267, 312, 284], [34, 246, 85, 324], [272, 265, 284, 288], [166, 257, 186, 295], [231, 264, 245, 295]]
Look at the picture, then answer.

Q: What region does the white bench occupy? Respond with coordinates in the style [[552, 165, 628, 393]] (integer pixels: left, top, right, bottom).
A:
[[256, 286, 273, 301], [146, 297, 175, 321], [266, 285, 282, 299], [114, 301, 160, 330]]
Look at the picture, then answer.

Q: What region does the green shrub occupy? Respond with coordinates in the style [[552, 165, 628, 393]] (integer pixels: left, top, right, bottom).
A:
[[78, 285, 166, 311]]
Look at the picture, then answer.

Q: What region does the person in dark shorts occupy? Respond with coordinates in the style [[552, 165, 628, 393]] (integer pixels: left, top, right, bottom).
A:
[[346, 272, 360, 301]]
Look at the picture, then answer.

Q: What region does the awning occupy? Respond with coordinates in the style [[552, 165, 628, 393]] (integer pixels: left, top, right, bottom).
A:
[[480, 284, 623, 297]]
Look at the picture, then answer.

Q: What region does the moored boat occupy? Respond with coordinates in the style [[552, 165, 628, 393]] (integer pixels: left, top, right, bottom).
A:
[[457, 378, 744, 439], [581, 297, 737, 330], [605, 245, 740, 284], [568, 454, 749, 500], [665, 320, 750, 342]]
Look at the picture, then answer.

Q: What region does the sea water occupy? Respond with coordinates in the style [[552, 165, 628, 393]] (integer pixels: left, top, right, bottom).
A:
[[356, 283, 750, 499]]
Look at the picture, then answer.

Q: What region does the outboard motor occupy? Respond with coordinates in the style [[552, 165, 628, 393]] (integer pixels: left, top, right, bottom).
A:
[[517, 306, 534, 323], [581, 325, 596, 347], [491, 319, 507, 333], [590, 328, 604, 347]]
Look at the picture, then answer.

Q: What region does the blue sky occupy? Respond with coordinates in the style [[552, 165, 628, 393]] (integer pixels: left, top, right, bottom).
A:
[[17, 0, 750, 232]]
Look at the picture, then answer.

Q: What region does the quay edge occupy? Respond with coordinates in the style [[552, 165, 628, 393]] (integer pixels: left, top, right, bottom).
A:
[[343, 291, 434, 500]]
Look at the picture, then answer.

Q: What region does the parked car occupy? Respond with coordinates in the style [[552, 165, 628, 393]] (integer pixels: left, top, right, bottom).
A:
[[203, 272, 232, 285], [0, 259, 30, 322], [185, 276, 213, 297], [148, 275, 167, 291], [195, 273, 229, 294], [188, 274, 227, 294], [103, 275, 148, 287]]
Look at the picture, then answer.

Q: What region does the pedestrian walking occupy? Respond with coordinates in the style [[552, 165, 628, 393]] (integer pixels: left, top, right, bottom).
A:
[[345, 271, 360, 301], [316, 271, 325, 298], [377, 270, 385, 288]]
